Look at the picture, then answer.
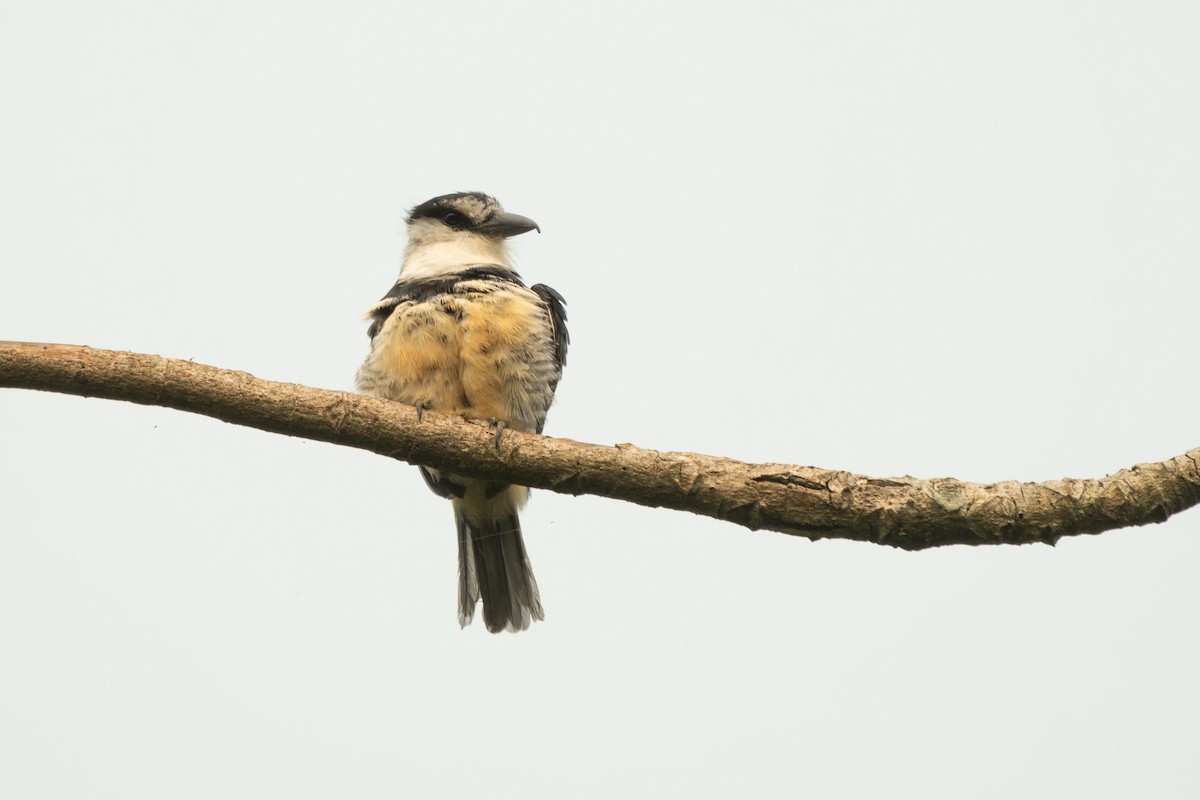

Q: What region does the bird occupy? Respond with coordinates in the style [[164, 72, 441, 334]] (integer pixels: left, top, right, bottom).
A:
[[356, 192, 568, 633]]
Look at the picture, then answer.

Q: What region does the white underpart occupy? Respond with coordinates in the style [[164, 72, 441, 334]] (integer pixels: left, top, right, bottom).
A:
[[398, 220, 513, 280]]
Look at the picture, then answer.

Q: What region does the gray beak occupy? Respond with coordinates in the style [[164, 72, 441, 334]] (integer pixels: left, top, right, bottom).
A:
[[476, 211, 540, 238]]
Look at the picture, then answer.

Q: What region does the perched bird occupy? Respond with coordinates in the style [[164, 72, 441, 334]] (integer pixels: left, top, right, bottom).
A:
[[357, 192, 568, 633]]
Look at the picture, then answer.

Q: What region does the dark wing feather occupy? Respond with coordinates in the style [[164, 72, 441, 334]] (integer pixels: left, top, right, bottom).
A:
[[531, 283, 569, 371], [419, 467, 465, 499], [366, 298, 399, 340]]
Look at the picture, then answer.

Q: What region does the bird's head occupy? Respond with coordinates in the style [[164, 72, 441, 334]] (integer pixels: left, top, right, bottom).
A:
[[399, 192, 539, 279]]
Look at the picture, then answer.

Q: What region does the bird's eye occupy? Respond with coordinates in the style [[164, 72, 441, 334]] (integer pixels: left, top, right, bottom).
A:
[[442, 212, 464, 227]]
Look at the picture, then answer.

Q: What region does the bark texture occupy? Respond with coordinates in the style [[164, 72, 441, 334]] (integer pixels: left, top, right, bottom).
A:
[[2, 341, 1198, 549]]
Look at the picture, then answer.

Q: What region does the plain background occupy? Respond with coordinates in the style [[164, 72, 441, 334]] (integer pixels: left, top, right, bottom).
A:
[[3, 2, 1199, 797]]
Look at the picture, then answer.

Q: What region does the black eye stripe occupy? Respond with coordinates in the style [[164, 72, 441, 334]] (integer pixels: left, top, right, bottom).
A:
[[408, 204, 472, 229]]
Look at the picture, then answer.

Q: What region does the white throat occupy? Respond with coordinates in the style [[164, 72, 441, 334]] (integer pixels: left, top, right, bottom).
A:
[[399, 236, 512, 281]]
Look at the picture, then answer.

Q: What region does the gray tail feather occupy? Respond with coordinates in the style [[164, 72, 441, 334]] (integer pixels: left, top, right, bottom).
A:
[[455, 507, 543, 633]]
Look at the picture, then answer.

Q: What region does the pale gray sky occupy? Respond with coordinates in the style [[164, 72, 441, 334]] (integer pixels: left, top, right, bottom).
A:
[[3, 2, 1199, 797]]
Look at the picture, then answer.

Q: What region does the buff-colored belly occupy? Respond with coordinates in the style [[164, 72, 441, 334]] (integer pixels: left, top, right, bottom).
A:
[[364, 288, 548, 432]]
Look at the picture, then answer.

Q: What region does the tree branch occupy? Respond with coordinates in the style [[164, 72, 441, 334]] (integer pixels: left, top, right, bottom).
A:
[[2, 341, 1197, 549]]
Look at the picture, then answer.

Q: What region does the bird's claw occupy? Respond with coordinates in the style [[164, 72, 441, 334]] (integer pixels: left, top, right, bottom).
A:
[[415, 401, 429, 422]]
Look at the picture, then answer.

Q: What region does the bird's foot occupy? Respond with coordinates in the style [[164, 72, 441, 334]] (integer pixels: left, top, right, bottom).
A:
[[488, 418, 508, 450], [415, 401, 430, 422]]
